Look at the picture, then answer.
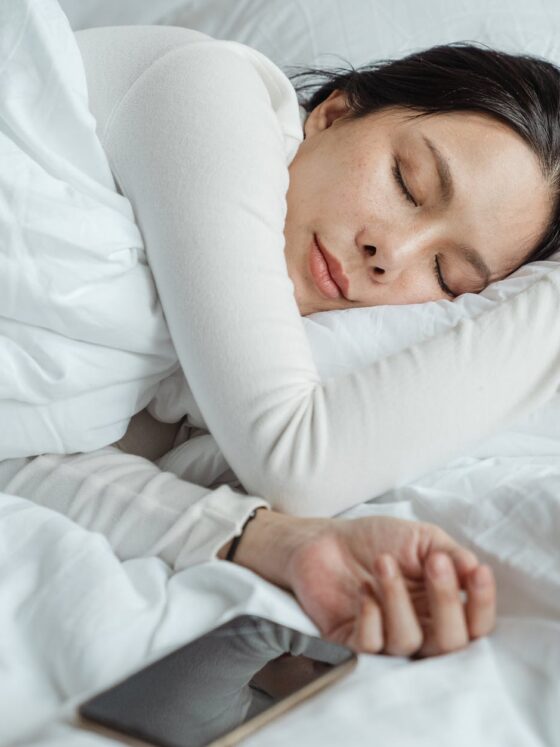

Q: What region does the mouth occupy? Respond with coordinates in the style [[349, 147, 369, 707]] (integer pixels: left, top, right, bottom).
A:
[[309, 234, 350, 300]]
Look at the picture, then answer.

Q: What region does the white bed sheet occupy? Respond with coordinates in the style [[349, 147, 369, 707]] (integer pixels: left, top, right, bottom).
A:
[[4, 447, 560, 747]]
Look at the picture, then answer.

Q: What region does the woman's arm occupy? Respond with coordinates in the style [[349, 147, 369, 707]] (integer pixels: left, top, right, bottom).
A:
[[0, 448, 268, 569], [0, 446, 495, 657], [79, 29, 560, 516]]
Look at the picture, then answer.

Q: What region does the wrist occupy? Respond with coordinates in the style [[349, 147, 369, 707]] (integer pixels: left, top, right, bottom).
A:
[[216, 508, 269, 562], [227, 508, 331, 589]]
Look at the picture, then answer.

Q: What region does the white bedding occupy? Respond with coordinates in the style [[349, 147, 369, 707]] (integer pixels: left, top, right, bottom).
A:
[[0, 0, 178, 458], [2, 2, 560, 746], [4, 451, 560, 746]]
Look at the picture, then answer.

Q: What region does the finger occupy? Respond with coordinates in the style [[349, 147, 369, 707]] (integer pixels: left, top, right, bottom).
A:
[[375, 554, 423, 657], [465, 564, 496, 639], [423, 552, 469, 655], [424, 526, 479, 583], [349, 594, 384, 654], [447, 546, 479, 584]]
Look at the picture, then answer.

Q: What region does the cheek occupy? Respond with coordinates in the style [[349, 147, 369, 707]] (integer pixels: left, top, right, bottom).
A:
[[289, 140, 395, 226], [342, 150, 398, 212], [286, 158, 325, 218]]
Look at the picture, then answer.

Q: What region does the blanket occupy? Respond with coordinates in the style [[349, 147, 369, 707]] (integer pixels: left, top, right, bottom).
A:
[[0, 0, 177, 458], [3, 449, 560, 745]]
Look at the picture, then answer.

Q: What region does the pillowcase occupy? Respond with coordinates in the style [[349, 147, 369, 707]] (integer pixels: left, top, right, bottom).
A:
[[303, 259, 560, 380], [59, 0, 560, 72], [157, 0, 560, 71]]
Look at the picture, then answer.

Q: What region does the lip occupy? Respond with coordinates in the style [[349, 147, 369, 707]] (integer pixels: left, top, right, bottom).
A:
[[309, 234, 350, 300]]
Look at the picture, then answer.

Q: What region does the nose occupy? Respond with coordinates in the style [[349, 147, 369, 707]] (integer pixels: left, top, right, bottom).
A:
[[363, 245, 383, 273], [362, 244, 395, 281], [361, 237, 421, 282]]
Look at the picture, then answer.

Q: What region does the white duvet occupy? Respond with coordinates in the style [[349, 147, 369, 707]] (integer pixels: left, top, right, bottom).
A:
[[0, 0, 178, 458], [2, 2, 560, 746], [4, 452, 560, 747]]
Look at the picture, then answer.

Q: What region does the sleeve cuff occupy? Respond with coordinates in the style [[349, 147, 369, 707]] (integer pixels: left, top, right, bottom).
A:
[[174, 485, 270, 570]]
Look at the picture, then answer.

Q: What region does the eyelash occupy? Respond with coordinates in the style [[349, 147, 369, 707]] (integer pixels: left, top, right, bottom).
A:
[[434, 257, 457, 299], [392, 158, 457, 299], [392, 159, 417, 207]]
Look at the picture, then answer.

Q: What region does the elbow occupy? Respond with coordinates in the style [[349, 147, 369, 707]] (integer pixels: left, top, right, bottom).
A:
[[233, 385, 371, 516], [233, 388, 337, 516], [265, 479, 329, 518], [240, 445, 389, 518]]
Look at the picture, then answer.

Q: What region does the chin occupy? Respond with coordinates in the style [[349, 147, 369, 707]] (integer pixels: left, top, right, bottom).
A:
[[297, 302, 314, 317], [296, 295, 319, 316]]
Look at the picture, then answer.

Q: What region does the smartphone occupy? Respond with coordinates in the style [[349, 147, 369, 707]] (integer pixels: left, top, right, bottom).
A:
[[78, 614, 357, 747]]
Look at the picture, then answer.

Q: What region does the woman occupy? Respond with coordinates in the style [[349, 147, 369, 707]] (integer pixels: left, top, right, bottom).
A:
[[4, 23, 560, 656]]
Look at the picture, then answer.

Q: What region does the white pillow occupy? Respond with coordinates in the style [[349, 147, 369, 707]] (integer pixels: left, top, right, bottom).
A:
[[156, 0, 560, 71], [58, 0, 560, 71], [303, 260, 560, 380]]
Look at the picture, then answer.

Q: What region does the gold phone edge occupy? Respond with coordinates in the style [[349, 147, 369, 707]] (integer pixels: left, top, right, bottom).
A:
[[207, 654, 358, 747]]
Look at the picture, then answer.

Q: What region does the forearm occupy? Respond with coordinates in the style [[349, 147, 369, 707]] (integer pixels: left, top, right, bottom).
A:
[[0, 448, 268, 569]]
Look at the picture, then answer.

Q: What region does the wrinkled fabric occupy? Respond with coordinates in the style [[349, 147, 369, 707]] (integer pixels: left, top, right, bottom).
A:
[[3, 452, 560, 746], [0, 0, 178, 456]]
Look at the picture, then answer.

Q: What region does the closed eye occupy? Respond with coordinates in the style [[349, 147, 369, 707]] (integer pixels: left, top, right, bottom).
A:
[[434, 256, 457, 299], [393, 158, 456, 299], [392, 158, 418, 207]]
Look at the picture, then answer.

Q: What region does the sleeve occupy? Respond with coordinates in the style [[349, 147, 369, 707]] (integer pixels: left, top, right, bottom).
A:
[[0, 448, 269, 569], [100, 42, 560, 517]]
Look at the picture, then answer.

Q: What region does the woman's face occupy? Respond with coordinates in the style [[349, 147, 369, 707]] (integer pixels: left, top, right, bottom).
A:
[[283, 92, 552, 316]]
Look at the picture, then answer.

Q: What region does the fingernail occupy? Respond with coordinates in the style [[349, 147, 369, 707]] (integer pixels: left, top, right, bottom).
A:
[[430, 554, 451, 578], [378, 555, 396, 579], [473, 565, 492, 588]]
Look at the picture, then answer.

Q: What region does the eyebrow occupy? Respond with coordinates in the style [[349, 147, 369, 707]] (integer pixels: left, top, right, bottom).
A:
[[422, 134, 454, 205], [458, 245, 492, 286], [422, 135, 492, 286]]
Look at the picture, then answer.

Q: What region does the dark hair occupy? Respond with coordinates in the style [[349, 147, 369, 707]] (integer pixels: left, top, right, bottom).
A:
[[288, 43, 560, 268]]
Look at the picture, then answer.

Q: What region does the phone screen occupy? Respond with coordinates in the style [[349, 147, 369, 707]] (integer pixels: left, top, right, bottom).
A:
[[79, 615, 357, 747]]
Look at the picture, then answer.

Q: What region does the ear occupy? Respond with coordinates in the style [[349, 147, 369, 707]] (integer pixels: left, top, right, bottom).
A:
[[303, 89, 351, 139]]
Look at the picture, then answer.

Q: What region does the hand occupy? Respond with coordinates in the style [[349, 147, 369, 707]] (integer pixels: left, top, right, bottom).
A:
[[287, 515, 496, 656], [231, 511, 496, 657]]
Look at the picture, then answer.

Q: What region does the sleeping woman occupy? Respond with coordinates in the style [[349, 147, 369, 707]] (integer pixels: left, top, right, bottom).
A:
[[4, 23, 560, 656]]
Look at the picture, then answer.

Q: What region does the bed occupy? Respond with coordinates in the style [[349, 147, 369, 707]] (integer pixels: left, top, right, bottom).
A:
[[2, 1, 560, 745]]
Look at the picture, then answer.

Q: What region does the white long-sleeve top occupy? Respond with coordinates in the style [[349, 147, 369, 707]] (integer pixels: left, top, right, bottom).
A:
[[74, 24, 560, 518]]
